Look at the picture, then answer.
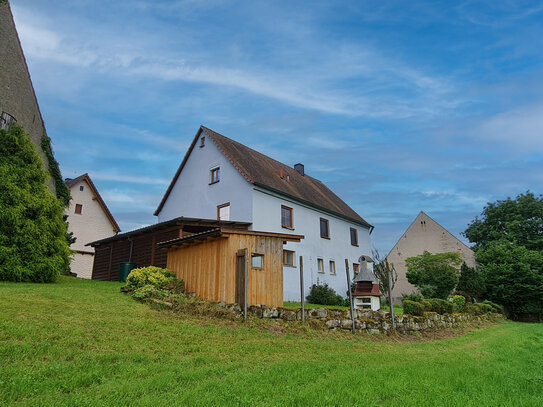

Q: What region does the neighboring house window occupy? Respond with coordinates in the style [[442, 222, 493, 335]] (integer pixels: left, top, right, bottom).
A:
[[0, 112, 16, 130], [281, 205, 293, 229], [320, 218, 330, 239], [217, 203, 230, 221], [75, 204, 83, 214], [350, 228, 358, 246], [317, 258, 324, 273], [283, 250, 294, 267], [200, 136, 205, 147], [329, 260, 336, 275], [353, 263, 359, 275], [251, 253, 264, 269], [80, 185, 84, 191], [210, 167, 220, 184]]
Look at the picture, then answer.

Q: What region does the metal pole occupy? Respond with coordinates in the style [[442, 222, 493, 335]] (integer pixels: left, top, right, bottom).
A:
[[387, 264, 396, 330], [244, 248, 248, 322], [345, 259, 355, 334], [299, 256, 305, 322]]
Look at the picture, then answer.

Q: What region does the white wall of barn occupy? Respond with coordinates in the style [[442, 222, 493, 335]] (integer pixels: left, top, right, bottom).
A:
[[251, 187, 373, 302], [157, 135, 254, 223]]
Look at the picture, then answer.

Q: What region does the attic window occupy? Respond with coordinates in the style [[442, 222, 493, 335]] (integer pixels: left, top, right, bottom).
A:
[[210, 167, 220, 184], [320, 218, 330, 239], [200, 136, 205, 147], [75, 204, 83, 215], [0, 112, 17, 130], [350, 228, 358, 246], [80, 185, 84, 191]]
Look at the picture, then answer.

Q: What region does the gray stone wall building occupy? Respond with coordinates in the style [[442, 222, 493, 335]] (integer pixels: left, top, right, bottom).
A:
[[0, 1, 55, 193]]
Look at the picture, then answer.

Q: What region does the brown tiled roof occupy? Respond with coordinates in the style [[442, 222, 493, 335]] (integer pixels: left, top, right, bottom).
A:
[[65, 173, 121, 233], [155, 126, 372, 228]]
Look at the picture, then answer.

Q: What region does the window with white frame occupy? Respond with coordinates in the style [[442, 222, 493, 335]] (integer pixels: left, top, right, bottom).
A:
[[317, 258, 324, 273], [217, 203, 230, 220], [329, 260, 336, 275]]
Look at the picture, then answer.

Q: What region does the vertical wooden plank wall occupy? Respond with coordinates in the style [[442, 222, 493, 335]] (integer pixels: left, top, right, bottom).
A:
[[166, 233, 284, 307]]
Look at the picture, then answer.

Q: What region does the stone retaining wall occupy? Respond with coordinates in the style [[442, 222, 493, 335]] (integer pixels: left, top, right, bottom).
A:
[[217, 303, 504, 334]]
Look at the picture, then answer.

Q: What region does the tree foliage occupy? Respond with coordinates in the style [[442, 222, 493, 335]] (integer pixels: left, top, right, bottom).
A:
[[476, 244, 543, 321], [456, 262, 485, 301], [405, 252, 462, 299], [464, 191, 543, 251], [0, 124, 71, 282]]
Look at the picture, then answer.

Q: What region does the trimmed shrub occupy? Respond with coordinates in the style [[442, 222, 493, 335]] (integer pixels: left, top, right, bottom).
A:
[[421, 300, 433, 311], [482, 300, 504, 314], [402, 293, 423, 303], [125, 266, 184, 292], [465, 303, 494, 315], [426, 298, 454, 314], [402, 299, 425, 316], [131, 285, 169, 300], [451, 295, 466, 313], [306, 283, 344, 306]]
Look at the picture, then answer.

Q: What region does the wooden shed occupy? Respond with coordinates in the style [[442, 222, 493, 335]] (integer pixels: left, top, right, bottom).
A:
[[87, 217, 251, 281], [159, 228, 304, 308]]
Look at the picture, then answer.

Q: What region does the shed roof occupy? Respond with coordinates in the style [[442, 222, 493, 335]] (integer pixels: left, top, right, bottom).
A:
[[154, 126, 372, 229], [65, 173, 120, 233], [86, 216, 251, 247]]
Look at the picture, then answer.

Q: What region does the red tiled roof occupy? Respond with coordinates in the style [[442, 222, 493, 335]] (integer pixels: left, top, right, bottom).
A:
[[353, 284, 383, 297], [154, 126, 372, 228]]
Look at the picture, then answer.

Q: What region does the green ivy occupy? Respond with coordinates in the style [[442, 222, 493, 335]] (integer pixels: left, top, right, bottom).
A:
[[40, 133, 71, 207]]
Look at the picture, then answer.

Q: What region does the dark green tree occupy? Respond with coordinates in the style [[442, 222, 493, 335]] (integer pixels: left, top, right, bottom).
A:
[[456, 262, 485, 301], [464, 192, 543, 251], [405, 252, 462, 299], [0, 124, 71, 282], [476, 243, 543, 321]]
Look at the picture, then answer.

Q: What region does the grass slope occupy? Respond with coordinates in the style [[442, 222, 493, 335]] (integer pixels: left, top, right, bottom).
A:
[[0, 277, 542, 406]]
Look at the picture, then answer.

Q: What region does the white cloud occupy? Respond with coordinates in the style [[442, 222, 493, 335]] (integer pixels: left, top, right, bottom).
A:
[[88, 172, 170, 185]]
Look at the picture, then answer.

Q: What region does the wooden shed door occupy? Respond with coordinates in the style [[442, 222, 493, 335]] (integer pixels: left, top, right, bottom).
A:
[[235, 249, 247, 307]]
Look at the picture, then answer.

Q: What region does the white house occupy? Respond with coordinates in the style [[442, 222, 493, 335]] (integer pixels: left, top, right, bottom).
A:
[[154, 126, 374, 301], [65, 174, 120, 279]]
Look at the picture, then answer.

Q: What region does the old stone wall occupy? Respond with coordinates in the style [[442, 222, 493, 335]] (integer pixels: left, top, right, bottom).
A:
[[219, 303, 503, 334]]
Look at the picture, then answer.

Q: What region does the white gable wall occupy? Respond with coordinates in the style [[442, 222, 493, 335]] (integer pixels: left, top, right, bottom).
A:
[[157, 136, 254, 223], [66, 179, 118, 278], [252, 187, 372, 302]]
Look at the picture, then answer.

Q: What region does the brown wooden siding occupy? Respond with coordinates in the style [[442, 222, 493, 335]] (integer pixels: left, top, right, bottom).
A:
[[166, 232, 284, 307]]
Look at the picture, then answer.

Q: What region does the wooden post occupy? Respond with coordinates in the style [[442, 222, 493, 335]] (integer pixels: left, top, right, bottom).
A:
[[299, 256, 305, 322], [244, 248, 248, 322], [107, 245, 113, 281], [345, 259, 355, 334], [387, 265, 396, 330]]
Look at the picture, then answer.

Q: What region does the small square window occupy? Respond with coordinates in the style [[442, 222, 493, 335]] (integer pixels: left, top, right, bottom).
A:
[[320, 218, 329, 239], [317, 258, 324, 273], [362, 298, 371, 304], [350, 228, 358, 246], [281, 205, 293, 229], [329, 260, 336, 275], [217, 203, 230, 220], [75, 204, 83, 214], [251, 253, 263, 269], [80, 185, 84, 191], [283, 250, 294, 267], [210, 167, 220, 184]]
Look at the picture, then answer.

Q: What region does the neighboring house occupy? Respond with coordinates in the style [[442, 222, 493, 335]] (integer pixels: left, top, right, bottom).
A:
[[65, 174, 120, 279], [387, 211, 476, 303], [0, 1, 55, 193], [155, 126, 374, 301]]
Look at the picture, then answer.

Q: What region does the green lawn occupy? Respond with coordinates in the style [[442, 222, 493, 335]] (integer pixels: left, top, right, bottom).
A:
[[1, 277, 542, 406]]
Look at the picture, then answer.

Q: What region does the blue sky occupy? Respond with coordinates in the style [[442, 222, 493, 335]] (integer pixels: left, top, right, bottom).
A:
[[11, 0, 543, 254]]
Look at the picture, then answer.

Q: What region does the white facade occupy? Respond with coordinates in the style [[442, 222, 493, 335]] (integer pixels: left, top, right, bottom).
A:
[[66, 177, 119, 278], [158, 134, 373, 302]]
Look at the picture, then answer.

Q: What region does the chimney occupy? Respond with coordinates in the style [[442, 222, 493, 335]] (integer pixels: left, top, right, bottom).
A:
[[294, 163, 304, 176]]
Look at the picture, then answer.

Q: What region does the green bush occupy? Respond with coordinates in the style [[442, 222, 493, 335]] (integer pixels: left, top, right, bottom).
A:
[[0, 124, 71, 282], [465, 303, 494, 315], [131, 285, 169, 300], [125, 266, 184, 292], [306, 283, 344, 306], [426, 298, 454, 314], [402, 293, 423, 303], [402, 299, 425, 316], [451, 295, 466, 313], [482, 300, 504, 314], [421, 300, 433, 311]]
